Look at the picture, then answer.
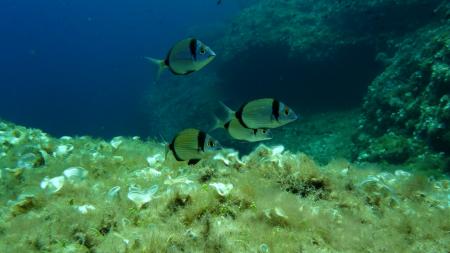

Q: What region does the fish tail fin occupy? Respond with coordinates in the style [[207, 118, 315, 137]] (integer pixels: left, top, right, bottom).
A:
[[145, 57, 167, 82], [209, 114, 224, 132], [218, 101, 235, 122]]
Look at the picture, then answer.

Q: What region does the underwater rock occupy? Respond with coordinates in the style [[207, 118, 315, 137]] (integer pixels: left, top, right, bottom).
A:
[[209, 182, 233, 196], [127, 185, 159, 208], [7, 194, 36, 216], [220, 0, 442, 60], [354, 20, 450, 171], [40, 176, 65, 194]]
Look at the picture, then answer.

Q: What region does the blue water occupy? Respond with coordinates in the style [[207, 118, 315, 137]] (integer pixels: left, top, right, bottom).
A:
[[0, 0, 240, 138]]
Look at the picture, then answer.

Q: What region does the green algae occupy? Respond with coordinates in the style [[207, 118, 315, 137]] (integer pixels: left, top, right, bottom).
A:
[[0, 121, 449, 253]]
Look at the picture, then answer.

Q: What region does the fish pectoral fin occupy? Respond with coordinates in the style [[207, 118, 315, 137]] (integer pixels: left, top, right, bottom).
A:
[[188, 159, 201, 165]]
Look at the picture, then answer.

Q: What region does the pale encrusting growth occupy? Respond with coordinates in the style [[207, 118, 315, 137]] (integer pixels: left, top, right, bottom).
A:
[[0, 121, 449, 252]]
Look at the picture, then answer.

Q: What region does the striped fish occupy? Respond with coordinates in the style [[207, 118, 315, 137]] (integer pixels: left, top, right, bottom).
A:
[[146, 38, 216, 81], [221, 98, 298, 129], [166, 128, 221, 165]]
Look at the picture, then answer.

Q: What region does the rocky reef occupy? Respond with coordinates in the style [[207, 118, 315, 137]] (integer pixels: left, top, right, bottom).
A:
[[1, 121, 449, 252], [147, 0, 449, 172], [353, 15, 450, 172]]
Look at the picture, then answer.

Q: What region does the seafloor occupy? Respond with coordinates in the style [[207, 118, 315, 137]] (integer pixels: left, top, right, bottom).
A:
[[0, 119, 449, 253]]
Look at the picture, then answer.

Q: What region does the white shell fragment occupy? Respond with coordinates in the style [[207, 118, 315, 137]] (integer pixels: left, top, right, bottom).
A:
[[271, 145, 285, 156], [107, 186, 121, 201], [264, 207, 288, 220], [209, 182, 233, 196], [54, 144, 74, 157], [17, 153, 39, 169], [110, 136, 124, 149], [146, 154, 164, 167], [164, 176, 194, 185], [213, 153, 230, 165], [112, 156, 124, 163], [127, 185, 159, 208], [75, 204, 96, 214], [395, 170, 411, 178], [40, 176, 65, 193], [63, 167, 88, 183]]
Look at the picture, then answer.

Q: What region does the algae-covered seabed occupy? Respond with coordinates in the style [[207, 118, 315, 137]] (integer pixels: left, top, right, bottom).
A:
[[0, 118, 449, 253]]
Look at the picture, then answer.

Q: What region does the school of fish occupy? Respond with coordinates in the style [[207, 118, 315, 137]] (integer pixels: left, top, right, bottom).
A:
[[148, 38, 298, 164]]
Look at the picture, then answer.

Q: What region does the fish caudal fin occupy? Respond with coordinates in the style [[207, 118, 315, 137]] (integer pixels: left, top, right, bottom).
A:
[[219, 101, 235, 123], [145, 57, 167, 82], [209, 114, 224, 132]]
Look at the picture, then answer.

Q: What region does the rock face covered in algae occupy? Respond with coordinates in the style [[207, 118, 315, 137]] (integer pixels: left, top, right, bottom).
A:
[[1, 120, 449, 252], [353, 13, 450, 171], [218, 0, 443, 60]]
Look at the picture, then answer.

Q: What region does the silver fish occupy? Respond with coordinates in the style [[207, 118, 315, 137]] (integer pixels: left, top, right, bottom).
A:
[[146, 38, 216, 80], [221, 98, 298, 129], [166, 128, 221, 165]]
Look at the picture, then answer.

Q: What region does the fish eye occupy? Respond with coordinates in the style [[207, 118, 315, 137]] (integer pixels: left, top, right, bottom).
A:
[[262, 129, 267, 134], [200, 47, 206, 54], [208, 140, 214, 147]]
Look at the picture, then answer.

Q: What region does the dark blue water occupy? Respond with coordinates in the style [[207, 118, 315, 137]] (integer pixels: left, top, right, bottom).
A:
[[0, 0, 239, 138]]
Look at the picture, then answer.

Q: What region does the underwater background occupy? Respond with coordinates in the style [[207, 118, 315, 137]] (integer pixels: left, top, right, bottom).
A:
[[0, 0, 449, 252]]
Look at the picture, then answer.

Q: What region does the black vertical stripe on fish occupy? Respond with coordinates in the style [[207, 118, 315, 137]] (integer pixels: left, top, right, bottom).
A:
[[272, 99, 280, 121], [253, 129, 258, 135], [198, 131, 207, 152], [235, 104, 250, 129], [165, 47, 173, 67], [224, 121, 231, 129], [169, 142, 183, 161], [189, 38, 197, 61]]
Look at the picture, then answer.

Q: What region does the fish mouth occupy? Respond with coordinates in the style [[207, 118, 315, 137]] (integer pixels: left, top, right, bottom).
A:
[[209, 50, 216, 57]]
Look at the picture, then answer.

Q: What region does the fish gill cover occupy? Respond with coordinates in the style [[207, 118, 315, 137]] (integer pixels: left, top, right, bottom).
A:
[[0, 0, 449, 252]]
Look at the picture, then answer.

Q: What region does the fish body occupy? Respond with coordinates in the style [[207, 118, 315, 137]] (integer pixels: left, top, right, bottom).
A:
[[223, 118, 272, 142], [166, 128, 221, 165], [222, 98, 298, 129], [146, 38, 216, 80]]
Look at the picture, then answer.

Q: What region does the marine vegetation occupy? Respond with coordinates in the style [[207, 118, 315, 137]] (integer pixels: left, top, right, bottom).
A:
[[1, 121, 449, 252]]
